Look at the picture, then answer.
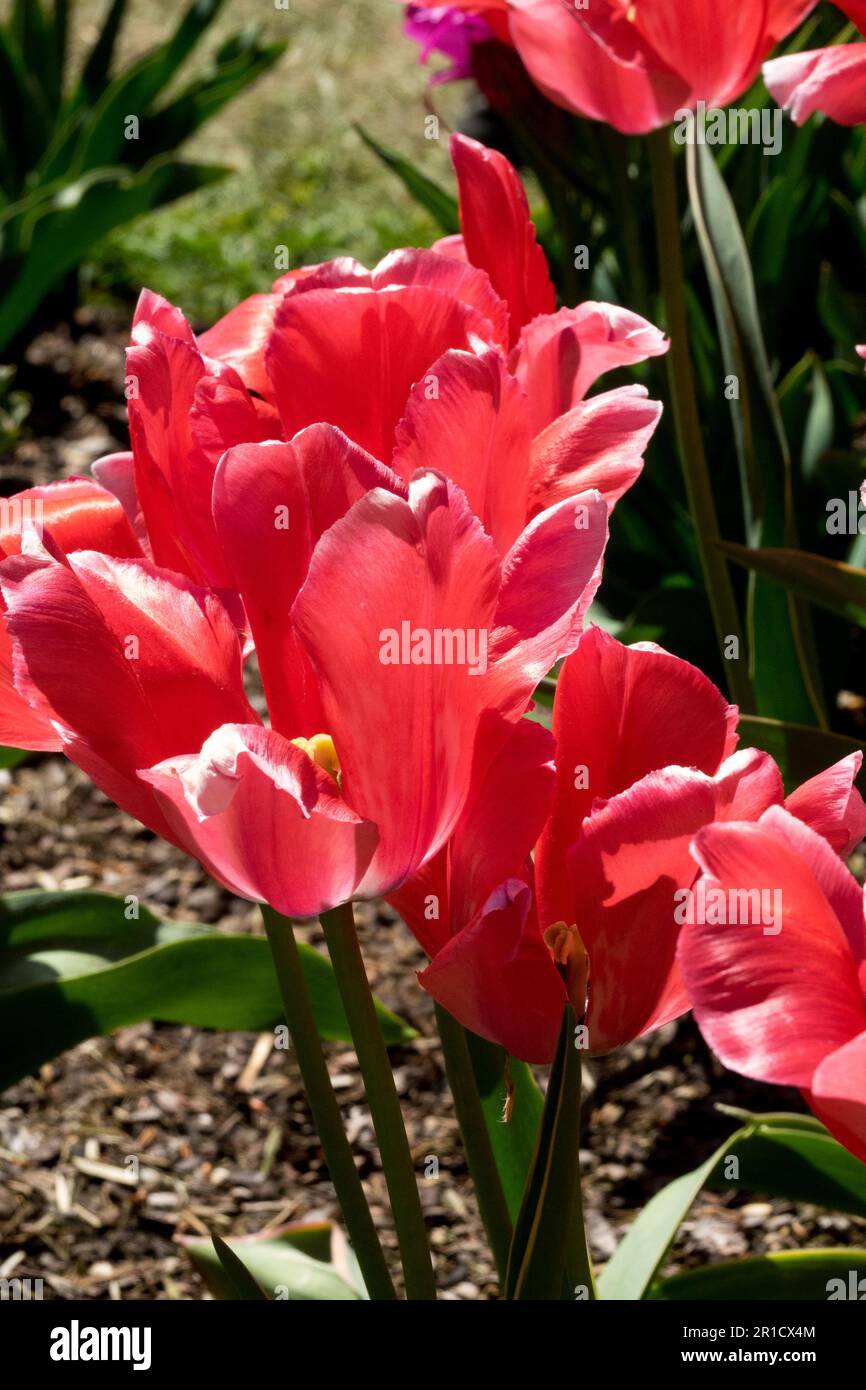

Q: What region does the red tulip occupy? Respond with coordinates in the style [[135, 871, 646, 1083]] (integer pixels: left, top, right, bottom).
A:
[[411, 627, 866, 1062], [679, 806, 866, 1163], [94, 135, 664, 592], [765, 2, 866, 127], [1, 442, 608, 916], [198, 132, 666, 476], [417, 1, 816, 134]]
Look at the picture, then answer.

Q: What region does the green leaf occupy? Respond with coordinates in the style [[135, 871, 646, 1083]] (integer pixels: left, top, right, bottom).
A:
[[738, 715, 865, 794], [687, 141, 824, 727], [597, 1124, 750, 1301], [465, 1031, 543, 1225], [0, 889, 415, 1091], [507, 1007, 585, 1300], [75, 0, 129, 108], [0, 745, 28, 770], [601, 1111, 866, 1300], [136, 40, 287, 161], [0, 156, 228, 352], [210, 1234, 270, 1301], [649, 1249, 866, 1300], [719, 540, 866, 626], [356, 125, 459, 235], [186, 1224, 363, 1301], [712, 1118, 866, 1220], [70, 0, 227, 172]]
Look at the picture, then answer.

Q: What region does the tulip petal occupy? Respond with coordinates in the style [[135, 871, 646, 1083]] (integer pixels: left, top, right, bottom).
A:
[[196, 292, 283, 397], [0, 618, 61, 751], [143, 724, 378, 918], [265, 284, 496, 460], [764, 44, 866, 126], [536, 627, 738, 925], [528, 384, 663, 518], [0, 550, 256, 840], [681, 814, 866, 1090], [293, 471, 501, 895], [213, 428, 404, 737], [129, 306, 280, 589], [389, 715, 555, 955], [565, 750, 782, 1053], [809, 1030, 866, 1165], [391, 347, 532, 552], [373, 247, 508, 349], [510, 303, 669, 434], [508, 0, 687, 134], [449, 132, 555, 343], [785, 752, 866, 857], [583, 0, 773, 109], [91, 452, 148, 550], [419, 880, 566, 1064], [487, 490, 609, 722]]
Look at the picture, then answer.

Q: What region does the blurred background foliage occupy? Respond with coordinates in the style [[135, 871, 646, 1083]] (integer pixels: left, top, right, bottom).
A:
[[80, 0, 447, 322]]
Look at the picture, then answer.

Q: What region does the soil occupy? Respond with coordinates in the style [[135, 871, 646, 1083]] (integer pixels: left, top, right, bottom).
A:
[[1, 312, 864, 1301]]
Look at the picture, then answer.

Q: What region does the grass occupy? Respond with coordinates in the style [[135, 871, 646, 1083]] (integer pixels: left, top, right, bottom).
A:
[[81, 0, 460, 327]]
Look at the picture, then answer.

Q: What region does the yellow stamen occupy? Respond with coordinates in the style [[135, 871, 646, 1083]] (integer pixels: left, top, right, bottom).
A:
[[290, 733, 341, 782]]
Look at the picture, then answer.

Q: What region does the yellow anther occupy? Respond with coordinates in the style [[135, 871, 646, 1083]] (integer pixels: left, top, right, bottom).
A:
[[290, 733, 341, 782]]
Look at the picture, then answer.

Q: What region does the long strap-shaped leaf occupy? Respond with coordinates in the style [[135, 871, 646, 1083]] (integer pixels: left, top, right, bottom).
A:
[[597, 1124, 751, 1301], [506, 1007, 592, 1300], [687, 140, 826, 728]]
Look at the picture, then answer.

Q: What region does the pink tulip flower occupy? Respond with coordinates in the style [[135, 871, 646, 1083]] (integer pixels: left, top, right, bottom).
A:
[[679, 806, 866, 1163], [405, 626, 866, 1062], [765, 2, 866, 127], [406, 2, 816, 134]]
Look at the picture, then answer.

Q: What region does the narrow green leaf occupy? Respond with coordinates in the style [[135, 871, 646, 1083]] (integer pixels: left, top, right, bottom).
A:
[[719, 540, 866, 626], [71, 0, 227, 172], [356, 125, 459, 234], [687, 141, 824, 727], [0, 157, 229, 352], [508, 1007, 586, 1301], [211, 1234, 270, 1301], [136, 41, 287, 160], [597, 1125, 750, 1301], [76, 0, 129, 107]]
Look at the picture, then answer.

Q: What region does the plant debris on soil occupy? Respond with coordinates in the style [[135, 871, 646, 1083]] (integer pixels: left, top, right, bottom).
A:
[[1, 313, 865, 1301]]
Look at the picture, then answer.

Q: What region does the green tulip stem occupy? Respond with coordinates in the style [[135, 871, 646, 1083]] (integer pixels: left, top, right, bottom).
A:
[[260, 904, 396, 1301], [320, 901, 437, 1301]]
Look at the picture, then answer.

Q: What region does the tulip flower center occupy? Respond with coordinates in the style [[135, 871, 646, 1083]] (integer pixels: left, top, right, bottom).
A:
[[544, 921, 590, 1021], [290, 733, 341, 782]]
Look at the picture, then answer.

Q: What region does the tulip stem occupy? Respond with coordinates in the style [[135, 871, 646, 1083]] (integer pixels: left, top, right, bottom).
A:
[[646, 127, 753, 712], [260, 904, 396, 1301], [434, 1004, 513, 1283], [320, 901, 437, 1301]]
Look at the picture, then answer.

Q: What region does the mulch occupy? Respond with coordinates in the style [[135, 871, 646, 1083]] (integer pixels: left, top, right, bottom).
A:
[[1, 311, 863, 1300]]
